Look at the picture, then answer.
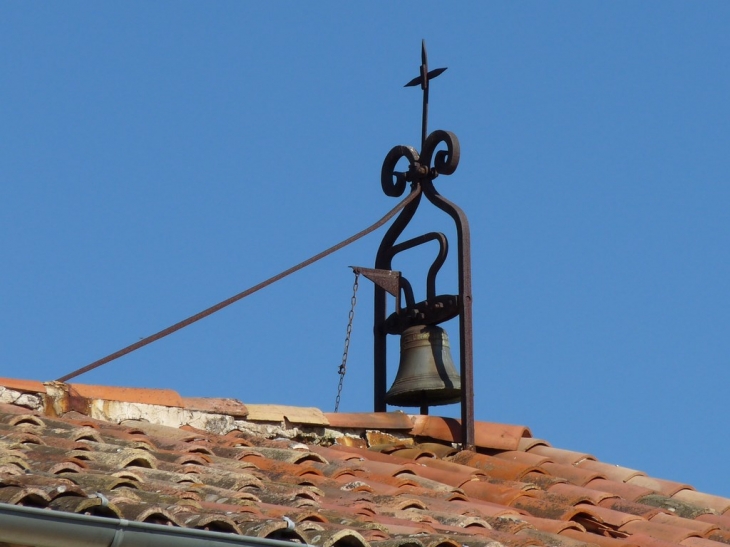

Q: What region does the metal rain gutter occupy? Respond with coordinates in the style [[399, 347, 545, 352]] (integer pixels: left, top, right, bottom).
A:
[[0, 502, 312, 547]]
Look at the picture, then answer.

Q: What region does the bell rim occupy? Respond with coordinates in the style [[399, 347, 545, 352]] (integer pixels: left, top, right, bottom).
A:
[[384, 386, 462, 407]]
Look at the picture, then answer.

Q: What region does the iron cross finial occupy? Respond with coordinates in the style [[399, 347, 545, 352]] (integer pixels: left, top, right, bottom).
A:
[[404, 40, 447, 151]]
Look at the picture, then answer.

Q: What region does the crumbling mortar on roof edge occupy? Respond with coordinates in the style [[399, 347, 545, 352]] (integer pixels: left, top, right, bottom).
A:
[[17, 386, 439, 451], [41, 389, 341, 446], [321, 427, 413, 445], [0, 387, 42, 411]]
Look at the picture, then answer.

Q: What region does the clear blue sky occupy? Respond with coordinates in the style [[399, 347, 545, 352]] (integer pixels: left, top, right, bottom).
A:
[[2, 4, 729, 496]]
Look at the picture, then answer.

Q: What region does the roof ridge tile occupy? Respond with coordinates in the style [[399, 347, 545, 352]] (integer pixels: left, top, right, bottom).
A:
[[410, 416, 531, 451]]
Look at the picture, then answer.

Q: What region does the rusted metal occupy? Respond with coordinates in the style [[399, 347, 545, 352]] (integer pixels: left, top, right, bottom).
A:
[[404, 40, 447, 151], [352, 267, 401, 297], [383, 294, 459, 335], [56, 189, 421, 384], [334, 271, 359, 413], [370, 41, 475, 450]]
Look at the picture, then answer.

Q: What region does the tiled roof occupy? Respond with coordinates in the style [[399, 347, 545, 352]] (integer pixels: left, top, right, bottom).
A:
[[1, 377, 729, 547]]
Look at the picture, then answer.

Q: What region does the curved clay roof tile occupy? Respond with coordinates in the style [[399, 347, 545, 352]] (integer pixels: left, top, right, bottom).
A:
[[8, 414, 46, 429]]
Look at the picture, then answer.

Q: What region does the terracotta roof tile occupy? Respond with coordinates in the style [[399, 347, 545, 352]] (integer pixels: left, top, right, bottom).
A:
[[573, 504, 641, 533], [495, 450, 554, 467], [246, 404, 329, 425], [419, 443, 459, 459], [514, 514, 584, 535], [671, 490, 730, 514], [516, 527, 592, 547], [324, 412, 414, 430], [620, 518, 702, 544], [680, 538, 730, 547], [540, 462, 606, 486], [627, 533, 686, 547], [181, 397, 249, 417], [411, 456, 487, 478], [561, 529, 642, 547], [635, 494, 711, 519], [597, 497, 668, 519], [510, 492, 587, 521], [696, 513, 730, 529], [526, 446, 595, 466], [411, 415, 531, 450], [586, 478, 656, 502], [627, 476, 694, 497], [547, 482, 618, 505], [704, 529, 730, 546], [0, 376, 727, 547], [397, 462, 479, 488], [576, 460, 647, 483], [451, 450, 542, 481], [487, 529, 546, 547], [462, 480, 539, 506], [522, 471, 569, 490], [0, 378, 47, 393], [67, 383, 185, 407], [386, 447, 436, 460], [649, 513, 719, 537], [326, 445, 408, 464], [518, 438, 551, 451]]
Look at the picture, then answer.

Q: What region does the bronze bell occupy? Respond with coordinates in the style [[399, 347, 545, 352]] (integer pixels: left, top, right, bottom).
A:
[[385, 324, 461, 407]]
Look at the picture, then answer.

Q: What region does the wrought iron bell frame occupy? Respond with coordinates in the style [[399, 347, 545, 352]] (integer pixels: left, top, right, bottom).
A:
[[371, 136, 474, 449], [365, 42, 475, 450], [354, 41, 475, 450]]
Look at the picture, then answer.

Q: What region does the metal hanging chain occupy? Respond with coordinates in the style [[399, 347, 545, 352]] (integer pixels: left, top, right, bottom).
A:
[[56, 189, 421, 383], [334, 271, 359, 413]]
